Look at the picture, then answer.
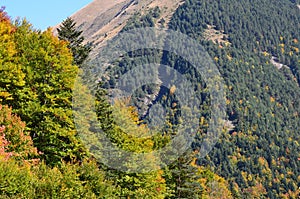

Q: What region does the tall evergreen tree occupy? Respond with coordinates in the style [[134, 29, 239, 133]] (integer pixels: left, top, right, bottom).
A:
[[57, 17, 91, 66], [165, 152, 204, 199]]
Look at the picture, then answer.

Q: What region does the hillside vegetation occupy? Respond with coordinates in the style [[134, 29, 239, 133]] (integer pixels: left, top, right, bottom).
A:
[[1, 0, 300, 198], [94, 0, 300, 198]]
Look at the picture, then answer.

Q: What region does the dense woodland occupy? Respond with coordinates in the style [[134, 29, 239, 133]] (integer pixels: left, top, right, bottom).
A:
[[94, 0, 300, 198], [167, 0, 300, 198], [0, 0, 300, 198]]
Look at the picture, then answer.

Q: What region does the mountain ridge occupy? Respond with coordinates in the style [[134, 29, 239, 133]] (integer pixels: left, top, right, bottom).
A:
[[65, 0, 184, 57]]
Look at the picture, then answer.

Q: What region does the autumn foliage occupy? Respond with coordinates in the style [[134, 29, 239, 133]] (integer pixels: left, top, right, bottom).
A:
[[0, 105, 37, 160]]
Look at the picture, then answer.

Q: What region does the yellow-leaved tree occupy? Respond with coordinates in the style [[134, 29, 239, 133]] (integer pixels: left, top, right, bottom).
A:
[[95, 87, 170, 198], [0, 8, 88, 165]]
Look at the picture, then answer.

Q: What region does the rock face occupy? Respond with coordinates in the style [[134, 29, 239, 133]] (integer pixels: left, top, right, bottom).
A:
[[63, 0, 184, 57]]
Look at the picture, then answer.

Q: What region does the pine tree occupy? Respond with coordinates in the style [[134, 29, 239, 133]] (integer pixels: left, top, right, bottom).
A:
[[165, 152, 204, 199], [57, 17, 91, 66]]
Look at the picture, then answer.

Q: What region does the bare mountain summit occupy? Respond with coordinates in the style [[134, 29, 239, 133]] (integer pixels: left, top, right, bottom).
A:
[[63, 0, 184, 57]]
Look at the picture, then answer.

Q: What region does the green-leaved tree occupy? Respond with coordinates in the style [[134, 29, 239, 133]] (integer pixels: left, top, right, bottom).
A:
[[0, 12, 88, 165]]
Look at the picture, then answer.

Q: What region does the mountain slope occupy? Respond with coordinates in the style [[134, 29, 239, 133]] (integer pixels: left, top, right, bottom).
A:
[[167, 1, 300, 198], [69, 0, 184, 56], [67, 0, 300, 198]]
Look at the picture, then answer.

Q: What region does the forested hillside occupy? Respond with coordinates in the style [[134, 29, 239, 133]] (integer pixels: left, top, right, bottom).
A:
[[91, 0, 300, 198], [166, 0, 300, 198], [1, 0, 300, 198], [0, 6, 232, 199]]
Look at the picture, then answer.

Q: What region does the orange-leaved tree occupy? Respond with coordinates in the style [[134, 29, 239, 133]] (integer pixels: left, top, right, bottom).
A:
[[0, 104, 37, 160]]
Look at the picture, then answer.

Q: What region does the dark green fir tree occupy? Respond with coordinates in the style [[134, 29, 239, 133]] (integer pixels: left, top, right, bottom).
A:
[[57, 17, 91, 66]]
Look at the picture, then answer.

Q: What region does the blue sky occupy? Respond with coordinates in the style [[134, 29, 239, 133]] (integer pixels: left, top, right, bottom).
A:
[[1, 0, 93, 30]]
